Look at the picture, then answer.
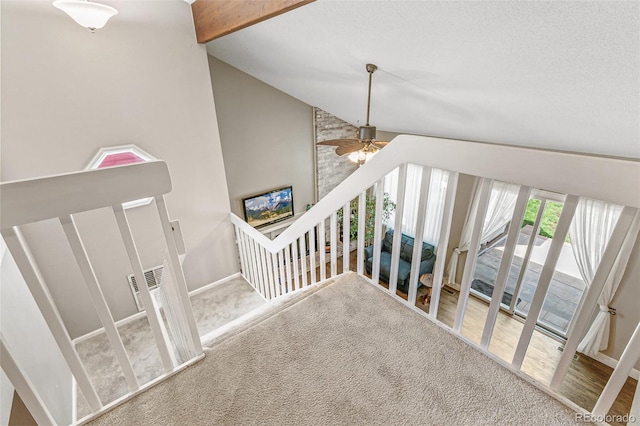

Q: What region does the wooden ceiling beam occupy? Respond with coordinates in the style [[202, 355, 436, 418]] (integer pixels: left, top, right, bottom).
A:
[[192, 0, 316, 44]]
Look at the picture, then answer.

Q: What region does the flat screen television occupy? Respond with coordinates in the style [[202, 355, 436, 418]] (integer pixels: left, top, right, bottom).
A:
[[242, 186, 294, 228]]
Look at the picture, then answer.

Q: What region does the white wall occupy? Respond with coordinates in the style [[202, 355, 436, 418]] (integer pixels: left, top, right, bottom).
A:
[[1, 1, 237, 338], [208, 55, 315, 217]]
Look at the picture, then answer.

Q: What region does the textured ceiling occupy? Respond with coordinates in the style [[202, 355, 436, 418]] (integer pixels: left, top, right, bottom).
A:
[[206, 1, 639, 159]]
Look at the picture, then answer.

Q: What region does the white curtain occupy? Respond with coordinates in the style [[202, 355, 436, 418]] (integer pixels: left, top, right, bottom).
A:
[[445, 179, 520, 286], [571, 200, 636, 356], [383, 164, 448, 247], [568, 199, 622, 285]]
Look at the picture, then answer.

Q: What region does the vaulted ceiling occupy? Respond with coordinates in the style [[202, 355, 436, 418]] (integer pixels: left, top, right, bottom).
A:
[[205, 1, 639, 159]]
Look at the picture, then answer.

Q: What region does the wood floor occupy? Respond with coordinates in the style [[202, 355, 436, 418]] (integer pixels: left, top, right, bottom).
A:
[[432, 286, 636, 426], [307, 250, 636, 426]]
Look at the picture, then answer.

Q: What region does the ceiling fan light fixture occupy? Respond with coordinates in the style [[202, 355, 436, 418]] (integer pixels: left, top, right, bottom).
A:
[[53, 0, 118, 31], [347, 147, 379, 165], [348, 151, 366, 164]]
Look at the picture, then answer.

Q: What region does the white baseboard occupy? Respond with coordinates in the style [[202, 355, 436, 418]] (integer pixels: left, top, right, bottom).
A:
[[188, 272, 242, 297], [72, 272, 243, 345], [73, 311, 148, 344], [591, 352, 640, 381]]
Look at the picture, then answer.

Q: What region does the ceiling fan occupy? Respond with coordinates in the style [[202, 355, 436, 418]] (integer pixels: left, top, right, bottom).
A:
[[318, 63, 388, 165]]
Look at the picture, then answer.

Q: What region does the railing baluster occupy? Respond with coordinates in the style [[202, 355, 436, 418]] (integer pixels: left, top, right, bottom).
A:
[[154, 196, 202, 356], [309, 226, 317, 284], [257, 245, 269, 299], [480, 186, 531, 348], [244, 232, 258, 289], [330, 212, 338, 277], [299, 235, 308, 287], [234, 225, 247, 280], [264, 247, 276, 300], [284, 246, 292, 294], [342, 201, 351, 273], [1, 227, 102, 412], [262, 244, 271, 297], [453, 178, 493, 332], [512, 194, 579, 369], [262, 246, 271, 299], [371, 179, 385, 285], [238, 229, 249, 283], [238, 229, 253, 286], [389, 164, 408, 294], [113, 205, 176, 371], [60, 214, 140, 390], [271, 251, 279, 297], [407, 167, 431, 305], [429, 171, 458, 318], [319, 219, 327, 281], [292, 239, 300, 290], [256, 241, 268, 298], [279, 250, 287, 293], [356, 191, 366, 275], [275, 250, 284, 296], [266, 249, 274, 298], [248, 238, 260, 292]]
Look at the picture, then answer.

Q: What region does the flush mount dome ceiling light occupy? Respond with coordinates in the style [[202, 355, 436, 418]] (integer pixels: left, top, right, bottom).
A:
[[53, 0, 118, 32]]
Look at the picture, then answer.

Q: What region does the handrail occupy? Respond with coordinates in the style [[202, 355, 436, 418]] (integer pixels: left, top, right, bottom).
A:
[[232, 134, 640, 254], [0, 161, 172, 230]]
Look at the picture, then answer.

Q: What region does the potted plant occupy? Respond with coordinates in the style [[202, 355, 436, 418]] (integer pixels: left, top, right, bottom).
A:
[[337, 192, 396, 245]]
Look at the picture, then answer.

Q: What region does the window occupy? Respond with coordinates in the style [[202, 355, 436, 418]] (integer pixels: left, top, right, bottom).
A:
[[86, 145, 156, 209]]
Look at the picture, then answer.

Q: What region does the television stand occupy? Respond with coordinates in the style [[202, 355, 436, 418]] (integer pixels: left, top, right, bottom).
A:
[[258, 212, 304, 239]]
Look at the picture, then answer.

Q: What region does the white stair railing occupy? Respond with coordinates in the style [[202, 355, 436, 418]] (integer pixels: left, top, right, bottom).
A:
[[0, 161, 204, 423], [231, 134, 640, 418], [232, 209, 355, 300]]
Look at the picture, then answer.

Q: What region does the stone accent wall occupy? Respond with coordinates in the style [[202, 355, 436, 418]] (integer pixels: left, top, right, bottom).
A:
[[315, 107, 359, 200]]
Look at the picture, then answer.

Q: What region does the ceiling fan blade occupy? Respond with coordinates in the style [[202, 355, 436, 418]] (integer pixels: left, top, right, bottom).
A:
[[371, 141, 389, 150], [317, 138, 359, 147], [335, 144, 366, 156]]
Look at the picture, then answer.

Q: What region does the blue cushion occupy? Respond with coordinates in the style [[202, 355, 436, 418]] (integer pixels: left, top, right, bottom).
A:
[[382, 231, 394, 253], [378, 251, 393, 278], [397, 259, 412, 282], [384, 229, 435, 262]]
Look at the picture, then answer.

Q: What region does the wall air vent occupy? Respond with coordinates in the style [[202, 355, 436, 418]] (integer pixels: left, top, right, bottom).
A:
[[127, 266, 163, 312]]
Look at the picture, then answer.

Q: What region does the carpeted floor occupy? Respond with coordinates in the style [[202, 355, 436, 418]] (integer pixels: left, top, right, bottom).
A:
[[88, 273, 578, 425], [75, 276, 265, 417]]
